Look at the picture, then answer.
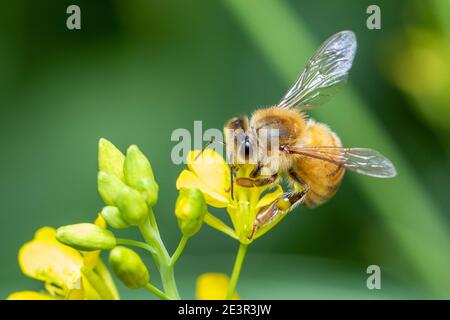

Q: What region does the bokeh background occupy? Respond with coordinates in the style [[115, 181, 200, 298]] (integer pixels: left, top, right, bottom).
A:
[[1, 0, 449, 299]]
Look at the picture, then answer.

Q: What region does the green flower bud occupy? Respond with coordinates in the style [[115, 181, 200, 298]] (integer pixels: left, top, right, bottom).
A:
[[124, 145, 155, 183], [116, 186, 148, 226], [137, 177, 159, 207], [175, 188, 207, 237], [97, 171, 127, 206], [98, 138, 125, 181], [109, 246, 149, 289], [124, 145, 159, 206], [101, 206, 130, 229], [56, 223, 116, 251]]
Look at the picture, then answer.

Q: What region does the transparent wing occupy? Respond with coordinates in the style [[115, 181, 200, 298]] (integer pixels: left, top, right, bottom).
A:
[[286, 146, 396, 178], [277, 31, 357, 110]]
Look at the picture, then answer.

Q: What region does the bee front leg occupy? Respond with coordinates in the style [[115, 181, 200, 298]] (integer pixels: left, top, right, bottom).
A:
[[235, 173, 279, 188], [250, 162, 262, 178], [227, 164, 240, 200]]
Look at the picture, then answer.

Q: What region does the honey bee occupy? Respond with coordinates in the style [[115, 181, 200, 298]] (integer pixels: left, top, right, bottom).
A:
[[222, 31, 397, 238]]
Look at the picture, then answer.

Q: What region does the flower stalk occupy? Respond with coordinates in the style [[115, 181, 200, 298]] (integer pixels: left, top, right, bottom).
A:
[[145, 283, 170, 300], [170, 236, 189, 267], [138, 217, 180, 299], [226, 243, 248, 300]]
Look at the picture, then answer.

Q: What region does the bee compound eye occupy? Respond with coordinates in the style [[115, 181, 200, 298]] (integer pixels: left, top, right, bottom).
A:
[[244, 137, 251, 158]]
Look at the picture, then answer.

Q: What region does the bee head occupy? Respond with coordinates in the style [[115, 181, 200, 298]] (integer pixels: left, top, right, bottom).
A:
[[238, 133, 257, 164], [224, 116, 258, 165]]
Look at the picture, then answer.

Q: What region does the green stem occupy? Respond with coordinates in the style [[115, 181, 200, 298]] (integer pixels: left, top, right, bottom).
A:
[[138, 217, 180, 299], [116, 238, 156, 255], [145, 283, 170, 300], [226, 243, 248, 300], [170, 235, 189, 267], [204, 212, 238, 240], [158, 263, 179, 299], [148, 207, 160, 235]]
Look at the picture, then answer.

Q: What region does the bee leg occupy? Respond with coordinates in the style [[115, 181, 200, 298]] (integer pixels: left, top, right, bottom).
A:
[[225, 164, 239, 200], [235, 173, 279, 188], [288, 169, 309, 194], [248, 224, 257, 240], [230, 164, 235, 200], [250, 162, 262, 178], [253, 173, 279, 187], [248, 189, 307, 239]]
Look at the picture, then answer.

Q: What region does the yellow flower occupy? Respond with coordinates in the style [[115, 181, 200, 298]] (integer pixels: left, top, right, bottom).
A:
[[176, 150, 285, 243], [196, 273, 239, 300], [8, 216, 119, 300], [7, 291, 57, 300]]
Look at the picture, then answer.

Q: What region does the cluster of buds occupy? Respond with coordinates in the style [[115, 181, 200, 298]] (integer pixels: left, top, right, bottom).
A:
[[56, 139, 161, 291], [97, 139, 159, 226], [54, 139, 214, 299]]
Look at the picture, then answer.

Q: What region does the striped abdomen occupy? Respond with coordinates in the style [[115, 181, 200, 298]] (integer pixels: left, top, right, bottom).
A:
[[293, 120, 345, 207]]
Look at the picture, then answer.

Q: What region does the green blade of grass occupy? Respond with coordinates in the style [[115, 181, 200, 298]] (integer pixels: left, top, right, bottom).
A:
[[225, 0, 450, 298]]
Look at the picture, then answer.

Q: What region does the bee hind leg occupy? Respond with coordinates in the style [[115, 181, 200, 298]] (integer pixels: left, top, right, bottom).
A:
[[249, 188, 308, 239]]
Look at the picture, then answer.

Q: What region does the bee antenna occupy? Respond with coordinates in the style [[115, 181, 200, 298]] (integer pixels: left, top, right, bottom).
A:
[[194, 137, 226, 160]]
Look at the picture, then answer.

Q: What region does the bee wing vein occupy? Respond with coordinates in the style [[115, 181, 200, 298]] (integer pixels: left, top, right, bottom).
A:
[[288, 146, 396, 178], [278, 31, 357, 110]]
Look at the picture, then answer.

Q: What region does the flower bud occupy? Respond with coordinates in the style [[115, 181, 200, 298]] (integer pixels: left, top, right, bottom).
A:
[[101, 206, 130, 229], [56, 223, 116, 251], [175, 188, 207, 237], [109, 246, 149, 289], [124, 145, 159, 206], [116, 186, 148, 226], [137, 177, 159, 207], [97, 171, 126, 206], [98, 138, 125, 181]]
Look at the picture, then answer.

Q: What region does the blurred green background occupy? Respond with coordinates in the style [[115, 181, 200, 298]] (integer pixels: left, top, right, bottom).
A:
[[1, 0, 449, 299]]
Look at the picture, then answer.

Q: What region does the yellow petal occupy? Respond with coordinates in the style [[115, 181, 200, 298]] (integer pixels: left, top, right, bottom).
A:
[[83, 251, 101, 269], [177, 170, 229, 208], [94, 259, 120, 300], [34, 227, 57, 240], [196, 273, 239, 300], [7, 291, 57, 300], [64, 274, 102, 300], [94, 214, 107, 228], [19, 237, 83, 289], [81, 267, 114, 300], [65, 273, 101, 300], [65, 288, 85, 300], [255, 185, 284, 210], [64, 272, 107, 300], [187, 150, 230, 198]]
